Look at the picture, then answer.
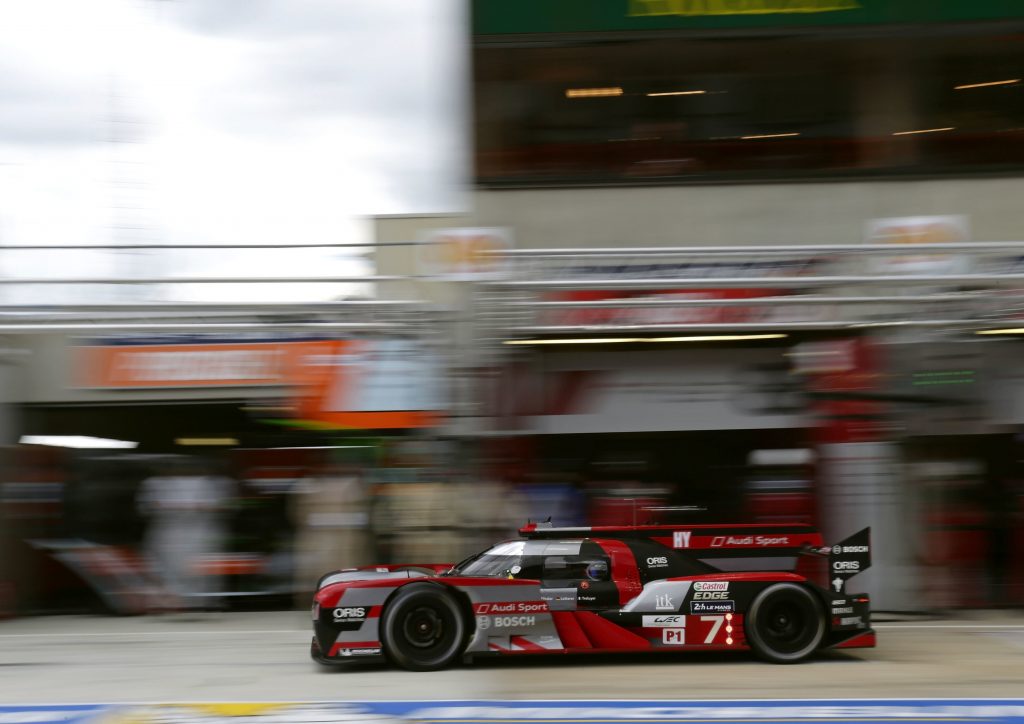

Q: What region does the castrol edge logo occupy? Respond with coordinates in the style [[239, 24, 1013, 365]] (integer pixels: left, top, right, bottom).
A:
[[474, 601, 548, 615]]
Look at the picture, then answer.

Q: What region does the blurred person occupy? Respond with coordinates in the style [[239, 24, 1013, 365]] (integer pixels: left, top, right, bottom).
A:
[[452, 457, 529, 558], [290, 457, 370, 606], [137, 457, 236, 612]]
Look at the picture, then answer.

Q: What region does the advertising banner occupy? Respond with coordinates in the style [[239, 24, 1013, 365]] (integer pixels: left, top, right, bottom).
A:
[[75, 336, 445, 430], [537, 258, 830, 328], [474, 0, 1024, 35], [296, 339, 445, 429], [418, 227, 513, 281], [75, 338, 334, 389]]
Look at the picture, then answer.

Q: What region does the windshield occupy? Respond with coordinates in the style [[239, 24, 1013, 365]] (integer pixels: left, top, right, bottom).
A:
[[453, 540, 538, 578]]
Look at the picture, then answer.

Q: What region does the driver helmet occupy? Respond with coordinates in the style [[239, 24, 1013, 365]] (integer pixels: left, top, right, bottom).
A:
[[585, 560, 608, 580]]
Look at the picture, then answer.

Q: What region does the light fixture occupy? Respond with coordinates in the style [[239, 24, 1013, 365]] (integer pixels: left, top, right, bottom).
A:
[[647, 90, 706, 97], [955, 79, 1019, 90], [646, 334, 788, 342], [175, 437, 239, 446], [504, 334, 788, 346], [20, 435, 138, 449], [565, 87, 623, 99], [976, 328, 1024, 336], [740, 132, 800, 140], [505, 338, 643, 346], [892, 127, 955, 136]]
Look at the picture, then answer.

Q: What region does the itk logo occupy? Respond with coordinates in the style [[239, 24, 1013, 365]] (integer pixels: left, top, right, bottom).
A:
[[655, 593, 675, 611], [672, 531, 692, 548]]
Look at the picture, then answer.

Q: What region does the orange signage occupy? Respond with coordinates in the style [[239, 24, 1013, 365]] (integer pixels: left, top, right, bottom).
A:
[[76, 338, 444, 430], [77, 340, 337, 389]]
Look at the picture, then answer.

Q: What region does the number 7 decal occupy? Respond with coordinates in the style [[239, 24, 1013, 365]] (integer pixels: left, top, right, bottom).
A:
[[700, 615, 724, 643]]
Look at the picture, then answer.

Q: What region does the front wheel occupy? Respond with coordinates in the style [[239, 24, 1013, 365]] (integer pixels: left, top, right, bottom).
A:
[[745, 582, 825, 664], [379, 583, 467, 671]]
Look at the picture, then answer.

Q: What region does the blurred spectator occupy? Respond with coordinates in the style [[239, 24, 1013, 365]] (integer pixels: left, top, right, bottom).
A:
[[290, 457, 370, 605], [137, 457, 235, 611]]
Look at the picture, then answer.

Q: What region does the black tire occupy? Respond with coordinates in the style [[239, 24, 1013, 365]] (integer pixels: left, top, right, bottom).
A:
[[745, 582, 825, 664], [379, 583, 467, 671]]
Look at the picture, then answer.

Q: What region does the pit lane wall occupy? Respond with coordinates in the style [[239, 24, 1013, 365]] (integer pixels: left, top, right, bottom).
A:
[[6, 700, 1024, 724]]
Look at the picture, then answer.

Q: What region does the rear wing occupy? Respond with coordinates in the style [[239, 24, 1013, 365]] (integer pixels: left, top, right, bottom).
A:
[[823, 527, 872, 593]]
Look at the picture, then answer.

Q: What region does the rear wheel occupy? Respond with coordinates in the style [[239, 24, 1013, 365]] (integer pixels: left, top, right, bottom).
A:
[[745, 582, 825, 663], [379, 583, 467, 671]]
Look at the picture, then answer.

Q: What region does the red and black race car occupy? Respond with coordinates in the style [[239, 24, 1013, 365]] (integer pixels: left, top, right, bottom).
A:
[[311, 522, 873, 671]]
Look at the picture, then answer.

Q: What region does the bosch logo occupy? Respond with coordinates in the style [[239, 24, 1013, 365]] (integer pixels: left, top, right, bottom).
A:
[[833, 544, 842, 555], [840, 545, 869, 553], [332, 607, 366, 620]]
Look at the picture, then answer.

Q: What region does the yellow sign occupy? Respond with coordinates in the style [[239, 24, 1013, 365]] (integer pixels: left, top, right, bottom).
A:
[[629, 0, 861, 17]]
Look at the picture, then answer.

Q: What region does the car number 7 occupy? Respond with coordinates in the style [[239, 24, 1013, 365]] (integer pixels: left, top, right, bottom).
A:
[[700, 615, 724, 643]]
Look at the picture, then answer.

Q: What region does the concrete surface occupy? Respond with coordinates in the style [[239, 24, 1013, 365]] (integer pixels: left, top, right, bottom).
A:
[[0, 611, 1023, 703]]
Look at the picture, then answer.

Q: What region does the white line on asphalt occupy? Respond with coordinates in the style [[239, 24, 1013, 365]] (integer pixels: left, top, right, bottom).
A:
[[0, 629, 308, 638]]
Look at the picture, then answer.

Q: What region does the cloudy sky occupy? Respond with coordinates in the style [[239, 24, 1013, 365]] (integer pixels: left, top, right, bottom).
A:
[[0, 0, 466, 303]]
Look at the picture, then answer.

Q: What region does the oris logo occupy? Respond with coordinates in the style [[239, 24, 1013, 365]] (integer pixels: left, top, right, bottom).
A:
[[647, 556, 668, 566], [833, 560, 860, 571], [333, 607, 366, 620]]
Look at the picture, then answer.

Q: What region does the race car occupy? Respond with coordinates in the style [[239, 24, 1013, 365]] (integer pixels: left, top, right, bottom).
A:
[[310, 522, 873, 671]]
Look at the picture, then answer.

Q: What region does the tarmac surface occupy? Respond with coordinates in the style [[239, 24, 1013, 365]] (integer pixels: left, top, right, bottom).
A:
[[0, 610, 1023, 703]]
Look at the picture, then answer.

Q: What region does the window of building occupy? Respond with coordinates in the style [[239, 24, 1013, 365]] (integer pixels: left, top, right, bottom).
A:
[[474, 28, 1024, 185]]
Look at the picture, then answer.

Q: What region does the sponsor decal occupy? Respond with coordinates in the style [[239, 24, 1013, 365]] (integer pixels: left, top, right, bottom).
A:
[[580, 581, 590, 590], [832, 606, 854, 615], [693, 591, 730, 600], [474, 601, 547, 615], [642, 615, 685, 627], [647, 556, 669, 567], [837, 545, 869, 554], [693, 582, 729, 592], [662, 628, 686, 645], [333, 607, 366, 621], [711, 535, 791, 548], [833, 560, 860, 571], [691, 600, 736, 614], [338, 647, 381, 657], [476, 615, 491, 631], [655, 593, 675, 611], [672, 531, 692, 548], [493, 616, 536, 628], [839, 616, 863, 626]]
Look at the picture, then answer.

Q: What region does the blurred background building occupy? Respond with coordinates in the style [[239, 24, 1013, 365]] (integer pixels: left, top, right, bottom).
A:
[[372, 0, 1024, 612], [2, 0, 1024, 617]]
